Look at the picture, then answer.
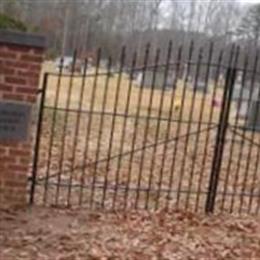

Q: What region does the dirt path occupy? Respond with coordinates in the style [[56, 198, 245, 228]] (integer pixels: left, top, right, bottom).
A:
[[1, 207, 260, 259]]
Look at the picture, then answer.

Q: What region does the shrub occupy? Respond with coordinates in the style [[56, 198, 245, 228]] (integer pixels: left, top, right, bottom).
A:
[[0, 13, 27, 32]]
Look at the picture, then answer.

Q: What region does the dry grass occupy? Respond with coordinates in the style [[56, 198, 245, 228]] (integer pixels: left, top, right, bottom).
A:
[[43, 62, 223, 122]]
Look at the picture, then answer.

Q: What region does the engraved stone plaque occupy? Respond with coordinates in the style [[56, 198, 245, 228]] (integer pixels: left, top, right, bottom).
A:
[[0, 101, 31, 141]]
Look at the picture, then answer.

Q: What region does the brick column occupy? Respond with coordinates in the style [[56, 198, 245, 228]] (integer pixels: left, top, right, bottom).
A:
[[0, 30, 45, 208]]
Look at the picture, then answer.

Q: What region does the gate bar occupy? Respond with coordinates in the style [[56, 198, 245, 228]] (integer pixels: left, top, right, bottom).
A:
[[205, 67, 237, 213], [29, 73, 48, 205]]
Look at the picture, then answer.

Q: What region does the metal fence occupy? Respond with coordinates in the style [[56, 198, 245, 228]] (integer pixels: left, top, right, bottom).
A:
[[29, 41, 260, 214]]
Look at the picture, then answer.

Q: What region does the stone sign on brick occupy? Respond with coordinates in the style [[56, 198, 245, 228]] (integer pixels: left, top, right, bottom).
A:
[[0, 101, 31, 141], [0, 30, 45, 208]]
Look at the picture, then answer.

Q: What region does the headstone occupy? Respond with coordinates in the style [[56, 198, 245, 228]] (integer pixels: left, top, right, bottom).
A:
[[136, 70, 175, 89], [192, 81, 208, 93], [245, 100, 260, 131], [233, 80, 260, 119]]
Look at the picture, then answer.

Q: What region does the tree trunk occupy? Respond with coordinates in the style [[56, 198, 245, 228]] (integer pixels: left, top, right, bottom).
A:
[[62, 6, 70, 56]]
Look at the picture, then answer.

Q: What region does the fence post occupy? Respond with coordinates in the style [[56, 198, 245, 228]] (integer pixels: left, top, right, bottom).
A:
[[0, 30, 45, 209], [29, 73, 48, 205], [205, 67, 237, 213]]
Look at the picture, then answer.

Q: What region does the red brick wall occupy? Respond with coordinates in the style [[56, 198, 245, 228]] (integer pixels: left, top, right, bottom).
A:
[[0, 39, 45, 208]]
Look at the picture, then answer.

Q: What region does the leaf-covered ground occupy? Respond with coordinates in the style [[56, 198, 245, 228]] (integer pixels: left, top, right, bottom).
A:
[[1, 207, 260, 260]]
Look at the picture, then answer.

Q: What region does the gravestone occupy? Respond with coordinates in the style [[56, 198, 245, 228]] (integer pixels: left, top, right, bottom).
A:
[[232, 71, 260, 119], [245, 100, 260, 131], [191, 81, 208, 93], [136, 70, 176, 89]]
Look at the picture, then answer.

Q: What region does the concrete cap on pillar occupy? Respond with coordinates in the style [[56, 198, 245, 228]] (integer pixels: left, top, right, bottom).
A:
[[0, 30, 46, 49]]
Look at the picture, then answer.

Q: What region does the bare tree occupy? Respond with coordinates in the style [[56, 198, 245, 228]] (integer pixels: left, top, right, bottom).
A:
[[0, 0, 244, 60], [237, 4, 260, 48]]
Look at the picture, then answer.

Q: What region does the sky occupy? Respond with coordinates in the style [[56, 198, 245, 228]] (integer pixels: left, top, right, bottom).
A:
[[240, 0, 260, 3]]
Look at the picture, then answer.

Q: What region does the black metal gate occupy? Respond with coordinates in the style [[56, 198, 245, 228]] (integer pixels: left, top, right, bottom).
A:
[[29, 42, 260, 214]]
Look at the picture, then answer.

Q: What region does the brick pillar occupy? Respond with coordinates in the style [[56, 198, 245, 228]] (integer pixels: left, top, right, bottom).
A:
[[0, 30, 45, 208]]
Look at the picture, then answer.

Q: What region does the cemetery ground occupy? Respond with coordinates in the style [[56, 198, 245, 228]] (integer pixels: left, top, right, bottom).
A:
[[1, 206, 260, 259]]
